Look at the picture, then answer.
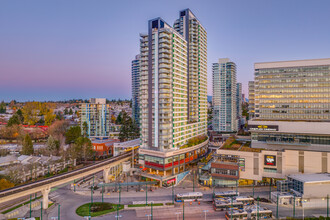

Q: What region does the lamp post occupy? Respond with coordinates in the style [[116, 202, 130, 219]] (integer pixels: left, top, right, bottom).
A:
[[29, 195, 32, 218], [172, 184, 174, 204], [145, 214, 152, 220], [257, 197, 259, 220], [102, 185, 104, 203], [193, 170, 195, 192], [253, 181, 255, 198], [183, 202, 185, 220], [41, 201, 43, 220], [175, 212, 181, 220], [203, 210, 208, 220], [146, 184, 148, 206], [58, 204, 61, 220], [327, 194, 329, 218], [151, 202, 153, 220], [293, 195, 295, 218], [230, 197, 233, 220], [276, 194, 279, 219]]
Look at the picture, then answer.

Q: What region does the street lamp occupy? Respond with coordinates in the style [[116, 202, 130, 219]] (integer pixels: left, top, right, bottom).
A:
[[175, 212, 181, 220], [84, 216, 91, 220], [302, 198, 307, 220], [145, 214, 152, 220], [203, 210, 209, 220], [115, 215, 122, 220]]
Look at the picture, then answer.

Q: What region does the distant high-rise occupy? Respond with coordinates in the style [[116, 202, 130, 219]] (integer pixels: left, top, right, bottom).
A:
[[80, 98, 110, 137], [138, 9, 208, 179], [132, 54, 140, 127], [248, 81, 255, 119], [236, 82, 242, 129], [212, 58, 237, 132]]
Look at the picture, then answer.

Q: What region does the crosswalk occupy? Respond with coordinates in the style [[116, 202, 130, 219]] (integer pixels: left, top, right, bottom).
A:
[[49, 191, 60, 200]]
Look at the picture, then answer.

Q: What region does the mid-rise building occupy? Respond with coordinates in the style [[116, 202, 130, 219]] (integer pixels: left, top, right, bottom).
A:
[[138, 9, 208, 186], [249, 58, 330, 152], [132, 54, 141, 127], [80, 98, 110, 138], [212, 58, 237, 132], [248, 81, 255, 119]]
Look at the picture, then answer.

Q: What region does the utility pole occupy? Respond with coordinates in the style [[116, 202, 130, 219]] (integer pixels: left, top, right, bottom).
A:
[[230, 196, 233, 220], [276, 194, 279, 219], [30, 195, 32, 218], [41, 201, 43, 220], [58, 204, 60, 220], [293, 195, 295, 218], [253, 181, 255, 198], [172, 184, 174, 203], [183, 202, 185, 220], [193, 170, 195, 192], [257, 197, 259, 220], [102, 185, 104, 203], [151, 202, 153, 220], [146, 184, 148, 206], [91, 185, 93, 205], [119, 184, 121, 204], [236, 180, 238, 195], [269, 182, 271, 200], [327, 194, 329, 218]]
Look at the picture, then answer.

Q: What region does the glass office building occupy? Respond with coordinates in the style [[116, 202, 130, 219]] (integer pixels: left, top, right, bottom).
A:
[[249, 58, 330, 152]]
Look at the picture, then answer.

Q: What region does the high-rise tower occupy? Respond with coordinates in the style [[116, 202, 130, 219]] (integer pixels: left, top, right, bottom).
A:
[[212, 58, 237, 132], [132, 54, 140, 127], [138, 10, 208, 181]]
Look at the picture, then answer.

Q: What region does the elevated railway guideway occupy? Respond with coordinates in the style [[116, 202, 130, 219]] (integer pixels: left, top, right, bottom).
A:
[[0, 152, 132, 209]]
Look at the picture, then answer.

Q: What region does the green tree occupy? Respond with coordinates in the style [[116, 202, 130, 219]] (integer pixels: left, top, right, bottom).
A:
[[7, 114, 21, 126], [118, 111, 139, 142], [116, 112, 122, 125], [64, 108, 69, 115], [69, 108, 73, 115], [46, 135, 60, 155], [22, 134, 34, 155], [0, 101, 6, 114], [65, 126, 82, 144], [74, 137, 94, 162], [82, 122, 88, 137]]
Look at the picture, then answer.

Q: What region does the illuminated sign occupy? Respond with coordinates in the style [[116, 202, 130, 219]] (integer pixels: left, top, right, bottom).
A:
[[167, 178, 176, 184], [248, 125, 279, 131], [264, 155, 276, 166], [238, 158, 245, 171]]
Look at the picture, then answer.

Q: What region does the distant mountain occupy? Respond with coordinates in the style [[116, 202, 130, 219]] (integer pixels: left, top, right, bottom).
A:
[[207, 96, 212, 102]]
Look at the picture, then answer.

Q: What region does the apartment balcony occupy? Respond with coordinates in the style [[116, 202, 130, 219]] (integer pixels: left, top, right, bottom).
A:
[[159, 64, 170, 69], [159, 59, 170, 64], [159, 44, 171, 50], [159, 54, 170, 59]]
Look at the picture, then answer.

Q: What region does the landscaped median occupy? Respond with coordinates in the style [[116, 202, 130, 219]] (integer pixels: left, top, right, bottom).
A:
[[76, 202, 124, 217], [127, 203, 163, 208]]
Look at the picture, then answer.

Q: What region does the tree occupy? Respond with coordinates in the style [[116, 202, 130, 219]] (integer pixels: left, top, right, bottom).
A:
[[44, 109, 56, 126], [46, 135, 60, 155], [5, 164, 24, 185], [111, 114, 116, 124], [118, 111, 139, 142], [82, 122, 88, 137], [116, 112, 122, 125], [22, 134, 34, 155], [75, 137, 94, 162], [0, 178, 15, 190], [22, 102, 39, 125], [69, 108, 73, 115], [7, 114, 21, 126], [64, 108, 69, 115], [0, 101, 6, 114], [65, 126, 81, 144], [49, 120, 69, 148]]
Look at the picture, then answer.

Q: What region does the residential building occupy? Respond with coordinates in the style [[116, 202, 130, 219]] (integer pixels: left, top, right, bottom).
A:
[[80, 98, 110, 138], [248, 81, 255, 119], [90, 138, 119, 157], [138, 9, 208, 186], [212, 58, 237, 132], [132, 54, 141, 127], [236, 82, 242, 129]]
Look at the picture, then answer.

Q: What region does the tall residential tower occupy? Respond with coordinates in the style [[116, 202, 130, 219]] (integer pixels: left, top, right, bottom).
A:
[[212, 58, 237, 132], [138, 9, 208, 184], [132, 54, 140, 127]]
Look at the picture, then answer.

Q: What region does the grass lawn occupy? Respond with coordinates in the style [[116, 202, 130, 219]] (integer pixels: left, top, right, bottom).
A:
[[8, 218, 40, 220], [76, 202, 124, 217], [128, 203, 163, 207]]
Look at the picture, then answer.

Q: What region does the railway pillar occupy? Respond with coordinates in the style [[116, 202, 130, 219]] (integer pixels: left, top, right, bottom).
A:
[[103, 167, 110, 183], [42, 188, 51, 209]]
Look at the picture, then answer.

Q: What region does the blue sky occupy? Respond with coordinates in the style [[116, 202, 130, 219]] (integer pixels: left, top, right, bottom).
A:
[[1, 0, 330, 101]]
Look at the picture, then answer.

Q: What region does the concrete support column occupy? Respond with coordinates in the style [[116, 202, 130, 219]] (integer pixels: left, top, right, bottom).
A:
[[103, 167, 110, 183], [164, 171, 166, 176], [42, 188, 51, 209]]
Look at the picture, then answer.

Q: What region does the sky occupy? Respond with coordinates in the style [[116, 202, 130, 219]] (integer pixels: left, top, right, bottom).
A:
[[1, 0, 330, 102]]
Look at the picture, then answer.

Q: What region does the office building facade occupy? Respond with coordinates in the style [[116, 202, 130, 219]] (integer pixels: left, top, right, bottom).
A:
[[248, 81, 255, 119], [138, 9, 208, 185], [132, 54, 141, 127], [212, 58, 237, 132], [80, 98, 110, 138], [249, 58, 330, 151]]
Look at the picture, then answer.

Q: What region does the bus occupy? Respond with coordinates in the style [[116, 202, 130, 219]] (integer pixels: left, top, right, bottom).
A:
[[225, 210, 248, 220], [213, 198, 244, 211], [235, 196, 255, 205], [214, 191, 239, 198], [175, 192, 203, 202]]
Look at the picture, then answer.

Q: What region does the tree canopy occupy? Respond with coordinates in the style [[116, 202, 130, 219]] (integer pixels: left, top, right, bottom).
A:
[[22, 134, 34, 155], [118, 111, 139, 142], [65, 126, 82, 144]]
